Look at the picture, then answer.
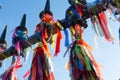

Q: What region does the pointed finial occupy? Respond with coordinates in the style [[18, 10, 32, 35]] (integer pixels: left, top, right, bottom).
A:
[[44, 0, 50, 12], [39, 0, 53, 19], [19, 14, 26, 28], [0, 25, 7, 41]]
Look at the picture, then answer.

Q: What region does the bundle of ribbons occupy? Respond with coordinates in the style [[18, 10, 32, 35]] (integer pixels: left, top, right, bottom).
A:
[[63, 23, 103, 80], [1, 14, 30, 80], [23, 0, 62, 79]]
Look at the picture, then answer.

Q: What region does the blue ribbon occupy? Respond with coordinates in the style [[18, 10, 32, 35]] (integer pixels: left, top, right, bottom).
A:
[[64, 29, 69, 48], [76, 58, 84, 70]]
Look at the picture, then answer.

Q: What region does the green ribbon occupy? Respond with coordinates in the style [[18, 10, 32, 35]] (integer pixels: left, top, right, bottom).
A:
[[80, 45, 91, 71], [74, 44, 81, 54], [74, 43, 91, 71]]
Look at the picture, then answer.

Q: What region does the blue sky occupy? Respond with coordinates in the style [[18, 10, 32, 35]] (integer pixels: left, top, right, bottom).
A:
[[0, 0, 120, 80]]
